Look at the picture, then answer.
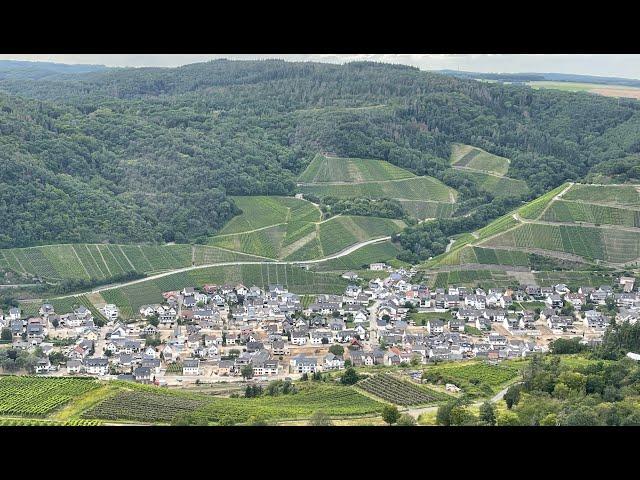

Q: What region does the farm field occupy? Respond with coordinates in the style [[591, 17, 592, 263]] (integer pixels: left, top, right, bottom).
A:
[[528, 81, 640, 99], [298, 153, 414, 183], [357, 373, 451, 406], [100, 264, 349, 318], [450, 143, 511, 176], [82, 383, 383, 424]]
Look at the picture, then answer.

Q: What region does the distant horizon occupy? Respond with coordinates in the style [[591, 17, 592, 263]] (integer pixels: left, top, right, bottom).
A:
[[1, 54, 640, 80]]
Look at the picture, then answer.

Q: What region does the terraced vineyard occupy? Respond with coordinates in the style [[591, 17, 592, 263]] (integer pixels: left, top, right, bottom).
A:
[[311, 240, 401, 272], [0, 243, 266, 283], [426, 183, 640, 268], [431, 269, 517, 289], [300, 176, 455, 203], [0, 377, 99, 416], [299, 154, 414, 183], [83, 383, 383, 424], [454, 169, 529, 198], [298, 155, 457, 220], [357, 374, 450, 406], [209, 213, 403, 261], [450, 143, 511, 176]]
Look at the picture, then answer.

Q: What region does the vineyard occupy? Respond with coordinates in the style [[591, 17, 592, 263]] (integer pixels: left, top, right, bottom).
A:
[[83, 384, 382, 424], [454, 169, 529, 198], [450, 144, 511, 176], [431, 269, 515, 289], [542, 199, 640, 227], [82, 390, 207, 423], [0, 376, 99, 416], [485, 223, 640, 264], [397, 199, 456, 220], [298, 154, 414, 183], [562, 184, 640, 208], [0, 418, 101, 426], [357, 374, 450, 406], [311, 240, 401, 272], [426, 362, 519, 387], [300, 176, 456, 204], [517, 183, 570, 219]]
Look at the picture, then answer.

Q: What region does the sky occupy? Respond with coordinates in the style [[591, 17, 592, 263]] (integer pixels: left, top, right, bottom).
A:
[[1, 54, 639, 79]]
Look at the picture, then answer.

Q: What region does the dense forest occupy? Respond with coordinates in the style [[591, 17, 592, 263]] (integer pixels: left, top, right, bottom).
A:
[[1, 59, 639, 249]]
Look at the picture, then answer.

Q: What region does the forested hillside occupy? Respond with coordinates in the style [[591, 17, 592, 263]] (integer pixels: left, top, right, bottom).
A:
[[1, 59, 639, 249]]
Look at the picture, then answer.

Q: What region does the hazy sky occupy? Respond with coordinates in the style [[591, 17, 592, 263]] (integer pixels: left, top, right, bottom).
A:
[[1, 54, 640, 79]]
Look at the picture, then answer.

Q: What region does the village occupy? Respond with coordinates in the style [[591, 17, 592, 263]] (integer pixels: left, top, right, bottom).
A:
[[1, 265, 639, 387]]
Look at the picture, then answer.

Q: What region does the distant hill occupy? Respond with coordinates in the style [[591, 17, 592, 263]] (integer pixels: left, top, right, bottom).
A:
[[437, 69, 640, 88], [0, 60, 109, 80]]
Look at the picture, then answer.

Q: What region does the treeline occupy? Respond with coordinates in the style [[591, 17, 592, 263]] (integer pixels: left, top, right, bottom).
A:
[[1, 59, 639, 248], [316, 196, 407, 220]]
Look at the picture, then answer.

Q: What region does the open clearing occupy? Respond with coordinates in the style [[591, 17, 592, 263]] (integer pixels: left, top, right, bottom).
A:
[[528, 81, 640, 99]]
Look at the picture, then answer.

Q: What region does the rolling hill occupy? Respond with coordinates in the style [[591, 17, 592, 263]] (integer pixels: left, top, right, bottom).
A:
[[426, 183, 640, 269], [207, 195, 405, 261], [298, 153, 458, 219]]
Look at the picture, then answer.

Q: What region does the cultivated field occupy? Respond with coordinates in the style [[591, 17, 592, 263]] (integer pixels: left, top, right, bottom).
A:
[[357, 373, 450, 406], [528, 81, 640, 99], [426, 183, 640, 268], [298, 154, 457, 220], [209, 211, 404, 261], [0, 376, 99, 416], [298, 153, 414, 183], [450, 143, 511, 176], [0, 243, 268, 282], [81, 382, 383, 425]]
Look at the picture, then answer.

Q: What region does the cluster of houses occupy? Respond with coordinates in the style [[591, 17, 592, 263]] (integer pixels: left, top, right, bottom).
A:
[[1, 268, 638, 383]]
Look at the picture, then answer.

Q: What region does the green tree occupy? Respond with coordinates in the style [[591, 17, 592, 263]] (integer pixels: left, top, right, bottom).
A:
[[397, 414, 416, 426], [0, 328, 11, 341], [329, 344, 344, 356], [240, 364, 254, 380], [340, 367, 359, 385], [504, 384, 522, 409], [382, 405, 400, 425], [479, 401, 496, 426], [308, 411, 333, 426]]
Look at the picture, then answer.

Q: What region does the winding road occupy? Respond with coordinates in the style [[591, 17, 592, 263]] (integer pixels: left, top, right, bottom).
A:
[[48, 236, 393, 300]]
